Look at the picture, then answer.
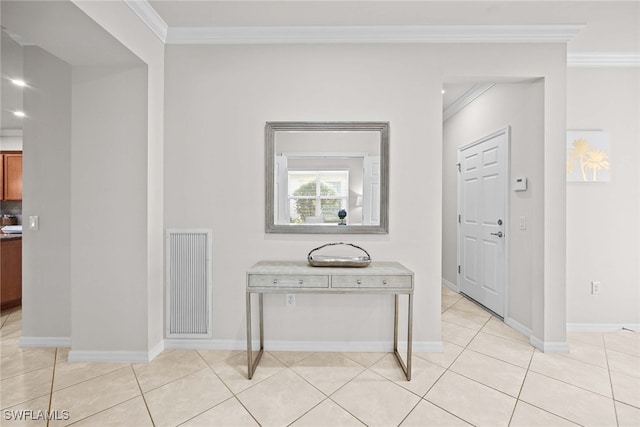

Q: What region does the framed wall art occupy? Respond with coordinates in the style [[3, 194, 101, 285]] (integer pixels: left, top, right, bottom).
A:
[[567, 130, 611, 183]]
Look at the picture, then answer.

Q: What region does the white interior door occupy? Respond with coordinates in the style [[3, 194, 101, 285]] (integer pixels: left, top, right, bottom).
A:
[[457, 128, 509, 316]]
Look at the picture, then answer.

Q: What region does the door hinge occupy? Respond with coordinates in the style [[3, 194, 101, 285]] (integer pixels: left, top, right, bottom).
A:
[[458, 214, 461, 224], [458, 265, 461, 274], [457, 163, 461, 172]]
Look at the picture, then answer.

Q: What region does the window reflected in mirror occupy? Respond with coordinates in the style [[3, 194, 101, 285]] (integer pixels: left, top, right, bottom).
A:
[[265, 122, 389, 234]]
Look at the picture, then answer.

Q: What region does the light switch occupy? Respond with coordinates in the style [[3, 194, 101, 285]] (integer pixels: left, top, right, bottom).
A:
[[519, 216, 526, 230], [29, 216, 39, 230]]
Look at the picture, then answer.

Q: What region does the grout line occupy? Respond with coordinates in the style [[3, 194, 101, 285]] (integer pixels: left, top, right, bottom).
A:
[[0, 348, 58, 381], [131, 364, 156, 427], [3, 304, 637, 426], [64, 395, 146, 427], [194, 348, 262, 426], [603, 333, 620, 426], [44, 362, 129, 394], [286, 397, 330, 427], [507, 336, 537, 426], [45, 348, 59, 427]]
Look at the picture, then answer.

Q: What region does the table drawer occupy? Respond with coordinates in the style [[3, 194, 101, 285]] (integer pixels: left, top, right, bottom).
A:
[[248, 274, 329, 288], [331, 275, 412, 289]]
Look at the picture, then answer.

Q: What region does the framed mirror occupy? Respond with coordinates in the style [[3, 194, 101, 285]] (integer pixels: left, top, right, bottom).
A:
[[265, 121, 389, 234]]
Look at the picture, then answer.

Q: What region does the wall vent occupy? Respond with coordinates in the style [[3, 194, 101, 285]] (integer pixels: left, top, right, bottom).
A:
[[165, 229, 212, 338]]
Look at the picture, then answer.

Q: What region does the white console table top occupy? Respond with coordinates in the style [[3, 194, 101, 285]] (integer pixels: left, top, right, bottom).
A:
[[247, 260, 412, 276]]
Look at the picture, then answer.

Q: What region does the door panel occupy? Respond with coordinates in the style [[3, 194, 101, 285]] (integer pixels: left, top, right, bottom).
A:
[[458, 128, 508, 316]]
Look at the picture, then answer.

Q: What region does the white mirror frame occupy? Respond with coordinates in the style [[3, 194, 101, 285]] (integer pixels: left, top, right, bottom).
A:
[[265, 121, 389, 234]]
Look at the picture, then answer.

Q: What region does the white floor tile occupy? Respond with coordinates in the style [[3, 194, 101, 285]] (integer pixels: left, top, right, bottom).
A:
[[331, 370, 421, 427], [425, 371, 516, 427], [291, 352, 365, 395], [450, 349, 527, 397], [604, 331, 640, 356], [291, 399, 365, 427], [49, 367, 141, 427], [369, 354, 445, 397], [615, 400, 640, 427], [519, 371, 617, 427], [68, 396, 153, 427], [509, 401, 580, 426], [441, 320, 478, 347], [400, 400, 471, 426], [529, 352, 612, 397], [181, 397, 259, 427], [2, 304, 633, 427], [415, 341, 465, 369], [610, 370, 640, 408], [144, 368, 233, 427], [237, 369, 325, 427], [468, 332, 534, 368]]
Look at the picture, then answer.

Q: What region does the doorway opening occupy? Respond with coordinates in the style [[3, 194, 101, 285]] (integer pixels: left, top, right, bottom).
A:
[[441, 77, 545, 337]]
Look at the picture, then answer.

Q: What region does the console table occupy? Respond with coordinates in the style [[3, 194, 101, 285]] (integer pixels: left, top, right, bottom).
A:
[[246, 261, 414, 380]]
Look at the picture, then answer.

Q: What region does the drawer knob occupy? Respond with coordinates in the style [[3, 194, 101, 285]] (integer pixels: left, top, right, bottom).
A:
[[273, 279, 278, 284], [299, 279, 303, 285], [383, 280, 388, 285], [357, 279, 362, 285]]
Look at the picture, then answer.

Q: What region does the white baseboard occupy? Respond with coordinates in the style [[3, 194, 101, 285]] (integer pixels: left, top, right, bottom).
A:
[[148, 340, 165, 361], [441, 278, 458, 292], [19, 336, 72, 348], [165, 339, 443, 353], [164, 339, 246, 351], [529, 335, 570, 353], [414, 341, 444, 352], [504, 316, 533, 338], [68, 350, 157, 363], [567, 323, 639, 332]]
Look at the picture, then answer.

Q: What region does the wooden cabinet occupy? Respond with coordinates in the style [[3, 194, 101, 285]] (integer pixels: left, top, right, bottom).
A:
[[0, 237, 22, 310], [1, 152, 23, 201]]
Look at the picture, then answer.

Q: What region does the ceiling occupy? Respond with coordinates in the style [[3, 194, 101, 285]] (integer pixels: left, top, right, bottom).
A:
[[1, 1, 638, 131], [143, 0, 639, 111], [146, 1, 639, 51]]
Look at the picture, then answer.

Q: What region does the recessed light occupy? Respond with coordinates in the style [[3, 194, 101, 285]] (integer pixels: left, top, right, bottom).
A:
[[11, 79, 26, 87], [442, 89, 446, 94], [13, 111, 26, 117]]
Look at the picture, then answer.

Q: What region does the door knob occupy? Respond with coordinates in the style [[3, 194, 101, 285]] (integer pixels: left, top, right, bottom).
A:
[[490, 231, 503, 238]]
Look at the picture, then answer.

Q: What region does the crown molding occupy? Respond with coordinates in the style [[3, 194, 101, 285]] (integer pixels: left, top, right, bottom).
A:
[[165, 24, 584, 45], [443, 83, 496, 122], [568, 52, 640, 68], [124, 0, 168, 43]]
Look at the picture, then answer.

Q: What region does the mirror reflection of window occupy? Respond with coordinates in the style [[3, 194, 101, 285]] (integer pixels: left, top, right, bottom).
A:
[[266, 122, 389, 234], [287, 170, 349, 224]]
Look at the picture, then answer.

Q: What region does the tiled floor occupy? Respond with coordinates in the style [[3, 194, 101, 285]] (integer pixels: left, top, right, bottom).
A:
[[1, 287, 639, 426]]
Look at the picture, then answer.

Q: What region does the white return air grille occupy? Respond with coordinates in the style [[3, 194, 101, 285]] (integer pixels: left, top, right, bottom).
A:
[[165, 229, 212, 338]]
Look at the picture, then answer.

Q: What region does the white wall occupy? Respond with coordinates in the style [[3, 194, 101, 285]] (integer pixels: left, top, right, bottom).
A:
[[164, 44, 441, 349], [70, 65, 149, 355], [443, 81, 545, 334], [164, 43, 567, 350], [21, 46, 72, 343], [566, 67, 640, 328], [4, 0, 166, 359], [72, 0, 166, 353]]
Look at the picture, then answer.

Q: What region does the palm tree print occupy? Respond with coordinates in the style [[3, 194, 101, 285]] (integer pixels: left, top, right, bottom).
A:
[[583, 149, 610, 181], [566, 133, 611, 182], [568, 138, 591, 181]]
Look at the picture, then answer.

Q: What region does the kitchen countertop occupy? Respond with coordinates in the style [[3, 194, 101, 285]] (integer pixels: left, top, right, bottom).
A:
[[0, 234, 22, 240]]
